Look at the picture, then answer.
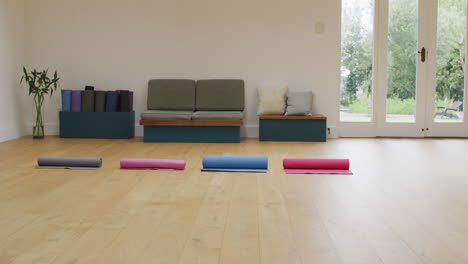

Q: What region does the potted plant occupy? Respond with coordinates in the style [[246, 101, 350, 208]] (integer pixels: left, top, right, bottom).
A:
[[20, 67, 60, 139]]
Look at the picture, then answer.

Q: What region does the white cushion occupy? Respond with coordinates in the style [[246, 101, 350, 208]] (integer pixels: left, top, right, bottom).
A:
[[257, 86, 288, 115]]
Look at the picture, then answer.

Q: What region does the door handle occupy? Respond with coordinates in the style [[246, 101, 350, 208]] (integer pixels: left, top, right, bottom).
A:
[[418, 47, 426, 62]]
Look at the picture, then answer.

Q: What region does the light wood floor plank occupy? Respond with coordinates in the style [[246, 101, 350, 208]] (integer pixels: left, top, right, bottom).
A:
[[178, 173, 235, 264], [219, 174, 260, 264]]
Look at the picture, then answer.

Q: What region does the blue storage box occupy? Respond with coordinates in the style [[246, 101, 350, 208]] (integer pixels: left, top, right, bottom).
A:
[[60, 111, 135, 139]]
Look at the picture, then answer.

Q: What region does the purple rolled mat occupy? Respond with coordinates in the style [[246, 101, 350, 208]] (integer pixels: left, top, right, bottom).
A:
[[71, 90, 82, 112]]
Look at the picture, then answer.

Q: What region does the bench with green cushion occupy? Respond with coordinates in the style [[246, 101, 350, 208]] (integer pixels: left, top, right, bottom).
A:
[[140, 79, 244, 143]]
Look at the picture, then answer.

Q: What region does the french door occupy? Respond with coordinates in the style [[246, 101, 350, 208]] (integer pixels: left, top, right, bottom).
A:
[[340, 0, 468, 137]]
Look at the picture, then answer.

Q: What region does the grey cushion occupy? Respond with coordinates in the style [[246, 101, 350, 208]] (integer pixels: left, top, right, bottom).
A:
[[285, 90, 313, 116], [192, 111, 244, 120], [148, 79, 196, 110], [196, 80, 245, 111], [141, 110, 193, 120]]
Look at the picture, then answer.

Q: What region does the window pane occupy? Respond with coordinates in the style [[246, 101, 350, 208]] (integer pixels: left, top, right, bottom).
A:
[[340, 0, 375, 122], [385, 0, 418, 123], [434, 0, 466, 123]]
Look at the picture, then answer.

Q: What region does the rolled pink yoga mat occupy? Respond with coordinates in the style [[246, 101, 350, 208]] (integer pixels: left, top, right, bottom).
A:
[[283, 159, 352, 175], [120, 159, 185, 170]]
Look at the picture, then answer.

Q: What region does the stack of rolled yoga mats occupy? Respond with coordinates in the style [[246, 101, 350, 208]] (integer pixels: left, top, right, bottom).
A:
[[61, 86, 134, 113]]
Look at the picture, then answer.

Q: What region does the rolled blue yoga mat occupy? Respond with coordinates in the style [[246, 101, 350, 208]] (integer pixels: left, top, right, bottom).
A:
[[61, 90, 72, 112], [105, 91, 119, 112], [202, 156, 268, 173]]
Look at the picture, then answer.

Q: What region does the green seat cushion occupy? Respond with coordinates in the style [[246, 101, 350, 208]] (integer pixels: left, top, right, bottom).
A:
[[196, 80, 245, 111], [148, 79, 196, 110], [191, 111, 244, 120], [141, 110, 193, 120]]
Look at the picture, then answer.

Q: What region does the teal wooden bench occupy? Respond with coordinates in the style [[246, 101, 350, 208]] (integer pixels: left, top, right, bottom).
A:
[[259, 114, 327, 142]]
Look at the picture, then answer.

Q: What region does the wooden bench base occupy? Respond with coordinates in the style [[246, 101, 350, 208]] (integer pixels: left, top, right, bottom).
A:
[[259, 115, 326, 142], [140, 120, 243, 143]]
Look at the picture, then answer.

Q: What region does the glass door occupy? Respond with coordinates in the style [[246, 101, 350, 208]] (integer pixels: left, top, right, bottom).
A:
[[425, 0, 468, 137], [339, 0, 377, 137], [376, 0, 428, 137]]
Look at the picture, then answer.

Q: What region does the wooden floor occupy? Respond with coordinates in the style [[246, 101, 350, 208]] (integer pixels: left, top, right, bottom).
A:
[[1, 137, 468, 264]]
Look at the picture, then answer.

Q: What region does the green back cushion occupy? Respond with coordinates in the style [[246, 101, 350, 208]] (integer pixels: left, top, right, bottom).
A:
[[196, 80, 245, 111], [148, 79, 196, 110]]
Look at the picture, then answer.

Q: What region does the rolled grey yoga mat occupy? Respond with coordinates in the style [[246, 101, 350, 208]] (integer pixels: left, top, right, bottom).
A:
[[37, 157, 102, 169], [81, 90, 95, 112], [95, 91, 106, 112]]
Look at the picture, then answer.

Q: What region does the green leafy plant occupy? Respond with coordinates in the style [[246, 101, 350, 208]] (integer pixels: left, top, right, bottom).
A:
[[20, 67, 60, 138]]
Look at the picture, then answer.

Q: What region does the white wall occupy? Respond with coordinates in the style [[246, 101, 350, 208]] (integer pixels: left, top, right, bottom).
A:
[[0, 0, 25, 142], [24, 0, 341, 137]]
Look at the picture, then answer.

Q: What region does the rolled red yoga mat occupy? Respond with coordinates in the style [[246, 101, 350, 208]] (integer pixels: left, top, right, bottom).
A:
[[120, 159, 185, 170], [283, 159, 352, 175]]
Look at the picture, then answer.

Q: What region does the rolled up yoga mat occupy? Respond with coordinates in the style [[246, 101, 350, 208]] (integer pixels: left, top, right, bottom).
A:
[[105, 91, 119, 112], [85, 85, 95, 91], [202, 156, 268, 173], [120, 159, 185, 170], [129, 91, 134, 111], [71, 90, 82, 112], [119, 90, 130, 112], [81, 90, 95, 112], [61, 90, 72, 112], [283, 159, 352, 175], [37, 157, 102, 169], [95, 91, 106, 112]]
